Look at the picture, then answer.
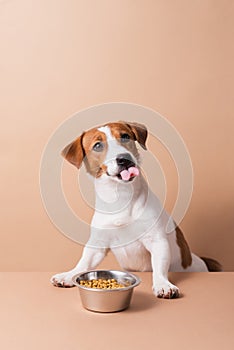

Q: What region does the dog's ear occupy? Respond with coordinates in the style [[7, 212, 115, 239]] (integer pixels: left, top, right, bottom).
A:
[[126, 122, 148, 150], [61, 133, 85, 169]]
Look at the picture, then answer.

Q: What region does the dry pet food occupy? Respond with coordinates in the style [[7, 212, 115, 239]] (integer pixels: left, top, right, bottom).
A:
[[79, 278, 127, 289]]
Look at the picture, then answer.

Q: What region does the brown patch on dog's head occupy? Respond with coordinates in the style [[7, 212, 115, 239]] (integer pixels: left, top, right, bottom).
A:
[[108, 121, 147, 148], [125, 122, 148, 150], [62, 128, 108, 177], [61, 133, 85, 169], [105, 121, 148, 159]]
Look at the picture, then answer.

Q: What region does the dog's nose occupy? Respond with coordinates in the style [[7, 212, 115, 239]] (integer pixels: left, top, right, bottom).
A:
[[116, 153, 135, 168]]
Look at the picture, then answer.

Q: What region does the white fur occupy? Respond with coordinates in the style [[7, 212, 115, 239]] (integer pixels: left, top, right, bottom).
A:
[[51, 126, 208, 297]]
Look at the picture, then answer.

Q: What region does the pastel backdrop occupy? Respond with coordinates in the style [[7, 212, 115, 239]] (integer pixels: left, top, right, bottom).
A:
[[0, 0, 233, 271]]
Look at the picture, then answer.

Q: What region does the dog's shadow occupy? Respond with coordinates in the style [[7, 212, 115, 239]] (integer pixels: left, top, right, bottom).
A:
[[128, 275, 188, 312], [128, 291, 157, 312]]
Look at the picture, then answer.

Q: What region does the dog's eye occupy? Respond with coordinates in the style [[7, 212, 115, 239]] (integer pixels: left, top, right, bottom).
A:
[[120, 133, 130, 143], [93, 142, 104, 152]]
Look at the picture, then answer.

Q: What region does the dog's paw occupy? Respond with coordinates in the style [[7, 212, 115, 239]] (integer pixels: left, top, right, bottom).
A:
[[50, 272, 76, 288], [153, 281, 180, 299]]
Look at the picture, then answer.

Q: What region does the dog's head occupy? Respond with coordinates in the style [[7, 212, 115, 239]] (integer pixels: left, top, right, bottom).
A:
[[62, 121, 147, 183]]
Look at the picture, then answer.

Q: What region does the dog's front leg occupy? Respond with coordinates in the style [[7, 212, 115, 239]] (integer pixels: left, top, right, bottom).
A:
[[144, 237, 180, 298], [50, 246, 107, 287]]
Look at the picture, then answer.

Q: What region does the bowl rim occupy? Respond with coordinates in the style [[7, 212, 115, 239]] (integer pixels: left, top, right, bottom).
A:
[[72, 269, 141, 292]]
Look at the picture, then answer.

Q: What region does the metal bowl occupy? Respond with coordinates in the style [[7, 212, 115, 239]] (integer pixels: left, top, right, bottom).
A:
[[72, 270, 141, 313]]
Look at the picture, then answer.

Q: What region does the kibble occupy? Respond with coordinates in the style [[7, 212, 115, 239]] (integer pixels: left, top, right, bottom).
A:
[[79, 278, 126, 289]]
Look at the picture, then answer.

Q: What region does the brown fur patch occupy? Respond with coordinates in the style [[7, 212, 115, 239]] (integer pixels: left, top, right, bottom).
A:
[[125, 122, 148, 150], [200, 257, 222, 271], [96, 164, 108, 178], [175, 225, 192, 269], [62, 128, 108, 177], [82, 128, 107, 177], [61, 133, 85, 168], [107, 122, 140, 160], [107, 121, 148, 150]]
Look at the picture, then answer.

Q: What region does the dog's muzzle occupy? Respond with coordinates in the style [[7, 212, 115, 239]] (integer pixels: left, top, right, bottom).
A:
[[116, 153, 135, 169], [115, 153, 139, 181]]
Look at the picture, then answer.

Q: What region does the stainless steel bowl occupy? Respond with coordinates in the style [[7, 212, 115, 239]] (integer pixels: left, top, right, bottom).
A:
[[72, 270, 141, 313]]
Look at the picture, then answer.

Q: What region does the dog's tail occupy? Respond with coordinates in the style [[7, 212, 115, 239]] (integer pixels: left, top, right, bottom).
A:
[[200, 257, 222, 272]]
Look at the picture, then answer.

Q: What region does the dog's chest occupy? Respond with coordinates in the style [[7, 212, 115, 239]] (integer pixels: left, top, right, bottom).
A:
[[92, 209, 133, 228], [112, 240, 152, 271]]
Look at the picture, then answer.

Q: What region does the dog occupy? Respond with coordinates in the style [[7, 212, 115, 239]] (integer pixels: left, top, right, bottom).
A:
[[51, 121, 221, 298]]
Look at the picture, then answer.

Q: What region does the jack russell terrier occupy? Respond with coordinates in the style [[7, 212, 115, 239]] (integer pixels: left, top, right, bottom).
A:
[[51, 121, 221, 298]]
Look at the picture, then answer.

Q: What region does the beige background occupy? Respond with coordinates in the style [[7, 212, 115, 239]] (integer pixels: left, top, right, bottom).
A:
[[0, 0, 233, 271]]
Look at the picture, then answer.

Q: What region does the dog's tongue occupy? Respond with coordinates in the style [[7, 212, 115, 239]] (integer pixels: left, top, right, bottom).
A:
[[120, 167, 139, 181]]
